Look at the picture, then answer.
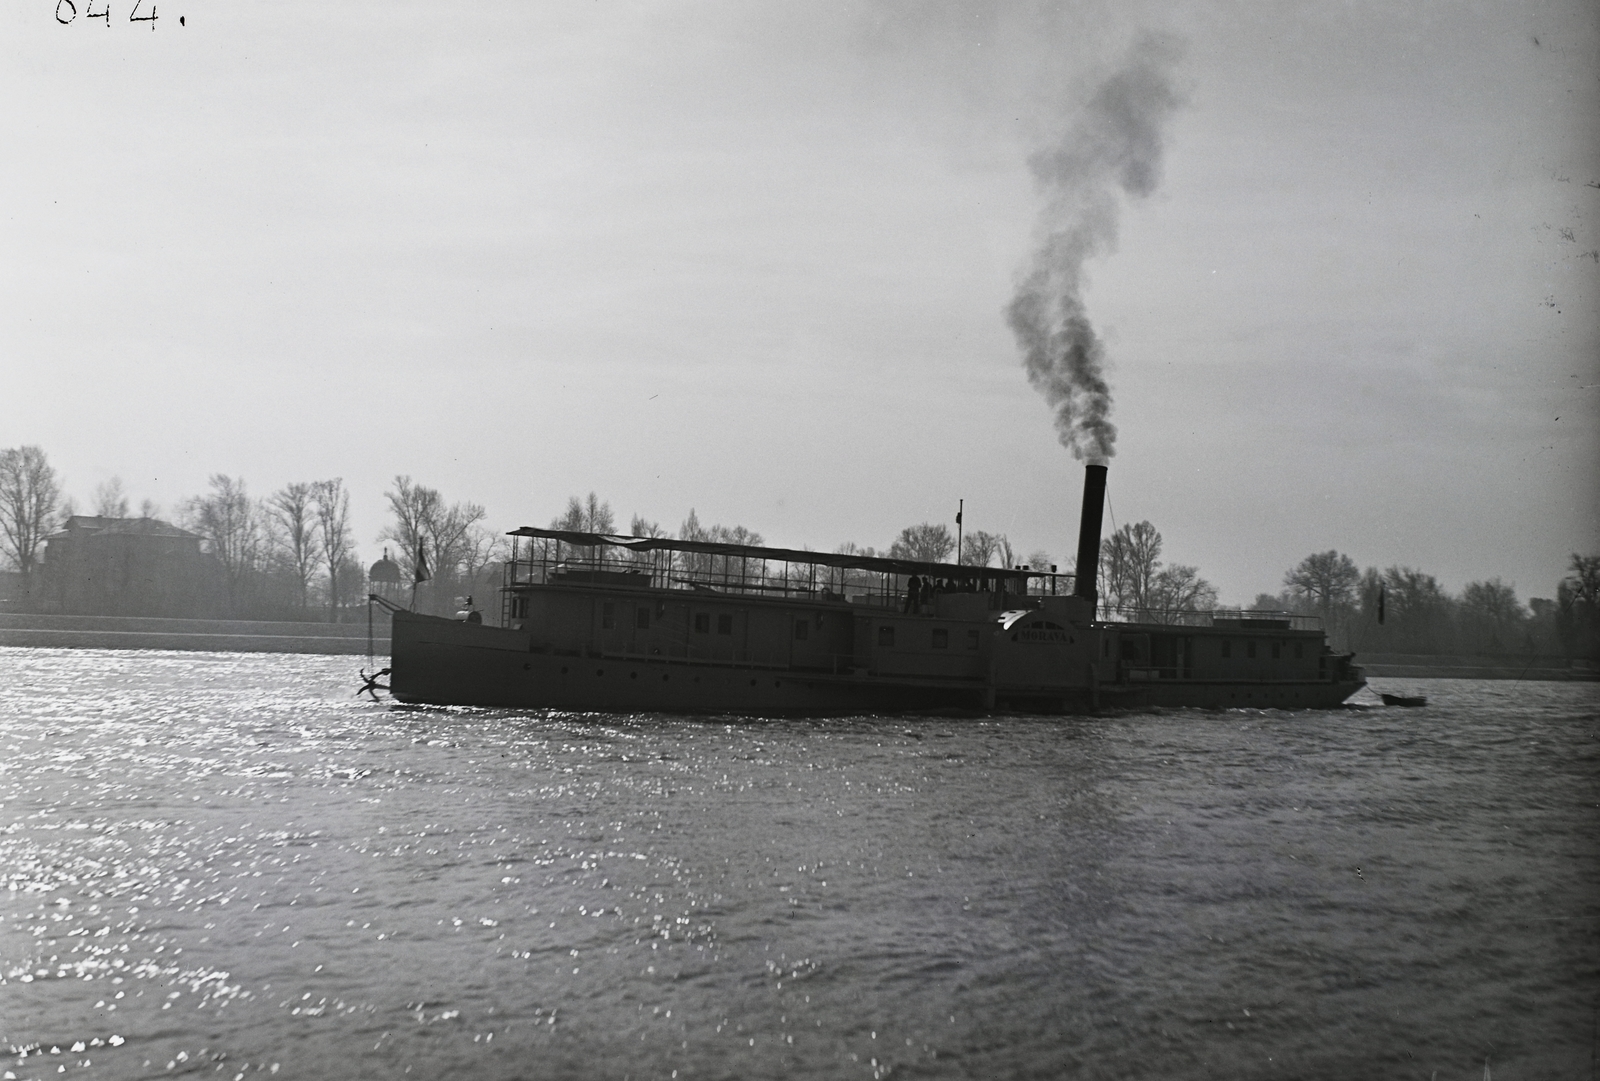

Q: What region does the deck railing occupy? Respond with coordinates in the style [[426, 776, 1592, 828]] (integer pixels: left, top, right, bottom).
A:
[[500, 540, 1064, 611], [1097, 607, 1324, 631]]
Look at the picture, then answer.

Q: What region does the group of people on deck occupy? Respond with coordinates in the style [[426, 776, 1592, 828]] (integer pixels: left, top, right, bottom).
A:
[[903, 573, 1019, 613]]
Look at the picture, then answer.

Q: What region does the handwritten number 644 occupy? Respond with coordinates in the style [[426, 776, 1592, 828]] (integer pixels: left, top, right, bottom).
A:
[[56, 0, 158, 27]]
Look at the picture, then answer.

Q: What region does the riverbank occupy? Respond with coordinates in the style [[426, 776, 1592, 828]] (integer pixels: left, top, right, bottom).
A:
[[0, 612, 390, 655], [4, 616, 1595, 676], [1356, 651, 1595, 680]]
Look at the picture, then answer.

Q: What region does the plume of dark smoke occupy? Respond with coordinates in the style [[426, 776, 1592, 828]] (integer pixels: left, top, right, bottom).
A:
[[1008, 32, 1185, 463]]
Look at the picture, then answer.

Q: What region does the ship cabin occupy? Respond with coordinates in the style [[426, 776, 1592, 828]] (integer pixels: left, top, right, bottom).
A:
[[499, 527, 1086, 689], [486, 527, 1347, 710], [1098, 612, 1328, 679]]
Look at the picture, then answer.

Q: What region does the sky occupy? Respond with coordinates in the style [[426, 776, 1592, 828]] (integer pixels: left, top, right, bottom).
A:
[[3, 0, 1596, 606]]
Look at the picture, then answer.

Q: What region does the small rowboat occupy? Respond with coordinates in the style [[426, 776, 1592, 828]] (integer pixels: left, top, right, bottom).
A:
[[1380, 693, 1427, 707]]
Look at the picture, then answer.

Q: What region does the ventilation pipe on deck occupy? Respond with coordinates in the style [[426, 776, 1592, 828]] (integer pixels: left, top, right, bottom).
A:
[[1074, 464, 1107, 603]]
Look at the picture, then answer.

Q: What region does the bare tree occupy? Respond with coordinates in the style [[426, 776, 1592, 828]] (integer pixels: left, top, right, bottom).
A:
[[960, 530, 1001, 568], [678, 508, 706, 543], [675, 508, 709, 577], [995, 534, 1018, 570], [539, 492, 612, 567], [428, 500, 488, 585], [1100, 521, 1162, 612], [268, 482, 318, 608], [1568, 553, 1600, 607], [1149, 563, 1219, 621], [138, 498, 161, 519], [1460, 578, 1524, 651], [629, 514, 666, 538], [554, 492, 615, 534], [378, 476, 488, 591], [1381, 566, 1451, 622], [674, 509, 764, 581], [459, 523, 501, 585], [0, 445, 63, 580], [1284, 550, 1360, 615], [829, 541, 880, 592], [312, 479, 354, 622], [585, 492, 614, 533], [888, 523, 955, 563], [380, 476, 436, 581], [186, 475, 263, 610], [1550, 554, 1600, 659], [1025, 548, 1054, 570], [94, 477, 130, 518]]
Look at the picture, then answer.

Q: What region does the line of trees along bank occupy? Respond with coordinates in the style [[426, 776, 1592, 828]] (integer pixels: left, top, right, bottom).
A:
[[0, 445, 365, 620], [183, 475, 362, 619], [1269, 550, 1600, 659]]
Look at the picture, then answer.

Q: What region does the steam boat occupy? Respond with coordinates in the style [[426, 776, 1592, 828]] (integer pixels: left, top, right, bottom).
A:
[[385, 466, 1364, 713]]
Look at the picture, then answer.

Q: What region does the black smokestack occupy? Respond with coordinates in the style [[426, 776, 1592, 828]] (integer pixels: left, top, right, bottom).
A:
[[1074, 463, 1107, 603]]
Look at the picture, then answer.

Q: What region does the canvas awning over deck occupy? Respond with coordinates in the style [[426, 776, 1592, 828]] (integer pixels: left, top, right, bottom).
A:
[[507, 526, 1055, 585]]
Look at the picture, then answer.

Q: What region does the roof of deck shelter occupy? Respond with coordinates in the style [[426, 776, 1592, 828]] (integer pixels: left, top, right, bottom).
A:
[[507, 526, 1059, 585]]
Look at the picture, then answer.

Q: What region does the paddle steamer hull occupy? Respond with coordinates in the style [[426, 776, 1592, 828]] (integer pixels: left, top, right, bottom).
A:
[[388, 603, 1362, 715], [386, 464, 1362, 714]]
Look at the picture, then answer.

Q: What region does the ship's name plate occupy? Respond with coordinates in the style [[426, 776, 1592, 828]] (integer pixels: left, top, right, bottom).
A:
[[1016, 630, 1071, 643]]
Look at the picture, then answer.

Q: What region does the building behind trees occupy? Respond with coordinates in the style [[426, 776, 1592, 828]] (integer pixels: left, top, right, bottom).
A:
[[37, 515, 218, 617]]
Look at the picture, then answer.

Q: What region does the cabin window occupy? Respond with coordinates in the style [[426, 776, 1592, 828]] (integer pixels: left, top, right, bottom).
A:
[[717, 614, 733, 635], [932, 628, 948, 649], [510, 597, 528, 619], [694, 613, 710, 634], [1294, 641, 1304, 659], [636, 607, 650, 630], [794, 619, 809, 641], [967, 629, 980, 650], [1221, 639, 1231, 658], [878, 625, 895, 647], [602, 602, 615, 629], [1271, 642, 1281, 660], [1247, 641, 1257, 659]]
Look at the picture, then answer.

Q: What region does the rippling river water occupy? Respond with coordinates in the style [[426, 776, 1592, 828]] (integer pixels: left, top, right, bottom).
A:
[[1, 649, 1596, 1080]]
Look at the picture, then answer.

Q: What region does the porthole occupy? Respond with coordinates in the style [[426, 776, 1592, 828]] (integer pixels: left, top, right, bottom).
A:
[[560, 667, 569, 675], [596, 669, 604, 677], [630, 672, 638, 680]]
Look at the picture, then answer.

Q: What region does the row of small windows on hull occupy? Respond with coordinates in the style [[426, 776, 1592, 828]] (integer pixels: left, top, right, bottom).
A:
[[592, 602, 977, 650], [596, 602, 737, 634], [877, 626, 979, 649], [532, 662, 784, 689], [1218, 639, 1303, 660], [591, 601, 981, 651]]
